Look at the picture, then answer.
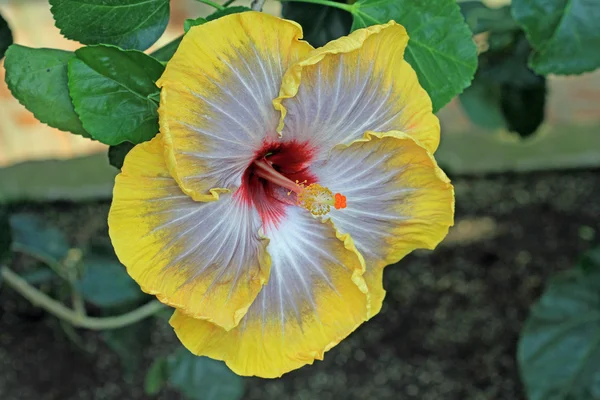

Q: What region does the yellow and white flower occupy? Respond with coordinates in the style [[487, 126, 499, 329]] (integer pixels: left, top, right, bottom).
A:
[[108, 11, 454, 378]]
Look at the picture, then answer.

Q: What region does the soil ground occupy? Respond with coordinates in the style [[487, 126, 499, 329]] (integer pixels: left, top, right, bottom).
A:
[[1, 168, 599, 400]]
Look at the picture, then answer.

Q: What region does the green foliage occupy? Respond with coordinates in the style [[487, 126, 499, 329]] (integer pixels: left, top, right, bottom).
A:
[[350, 0, 478, 112], [108, 142, 136, 170], [518, 251, 600, 400], [8, 213, 70, 264], [512, 0, 600, 75], [282, 0, 351, 47], [21, 268, 56, 285], [459, 1, 516, 35], [5, 0, 598, 143], [185, 6, 252, 33], [145, 357, 169, 395], [580, 248, 600, 273], [478, 31, 540, 87], [101, 321, 152, 379], [459, 79, 505, 130], [4, 46, 89, 138], [480, 28, 547, 138], [49, 0, 170, 51], [184, 17, 208, 33], [0, 12, 12, 60], [76, 248, 146, 307], [458, 3, 547, 138], [151, 36, 182, 63], [146, 348, 244, 400], [68, 45, 164, 145], [500, 80, 546, 138]]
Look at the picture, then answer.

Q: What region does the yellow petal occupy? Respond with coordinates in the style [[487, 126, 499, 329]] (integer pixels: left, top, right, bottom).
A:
[[170, 207, 368, 378], [157, 12, 313, 201], [273, 21, 439, 158], [312, 132, 455, 316], [108, 135, 271, 330]]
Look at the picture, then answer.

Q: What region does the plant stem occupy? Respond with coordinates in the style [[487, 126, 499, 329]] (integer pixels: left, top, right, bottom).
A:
[[278, 0, 354, 12], [13, 243, 69, 281], [193, 0, 226, 10], [0, 265, 166, 330], [64, 248, 87, 317], [70, 282, 87, 317], [251, 0, 266, 11]]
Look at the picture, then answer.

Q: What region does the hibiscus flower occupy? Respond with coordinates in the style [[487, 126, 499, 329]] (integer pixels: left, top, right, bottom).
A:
[[109, 11, 454, 378]]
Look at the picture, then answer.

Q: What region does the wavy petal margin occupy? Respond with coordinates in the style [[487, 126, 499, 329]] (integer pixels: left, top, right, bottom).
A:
[[313, 131, 455, 316], [108, 135, 271, 330], [170, 207, 369, 378], [273, 20, 440, 158], [157, 12, 313, 202]]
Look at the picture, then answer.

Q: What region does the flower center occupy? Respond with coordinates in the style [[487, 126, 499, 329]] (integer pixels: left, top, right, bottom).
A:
[[236, 141, 346, 227], [253, 159, 347, 216]]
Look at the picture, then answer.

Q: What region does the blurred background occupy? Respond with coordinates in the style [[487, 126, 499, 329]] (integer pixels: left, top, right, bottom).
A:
[[1, 0, 599, 399]]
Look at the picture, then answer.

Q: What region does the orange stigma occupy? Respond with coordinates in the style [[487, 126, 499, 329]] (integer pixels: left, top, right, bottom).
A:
[[334, 192, 347, 210]]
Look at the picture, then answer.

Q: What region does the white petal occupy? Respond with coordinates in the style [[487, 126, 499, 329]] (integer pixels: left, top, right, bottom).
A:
[[109, 136, 270, 330], [312, 133, 454, 315], [157, 12, 313, 200], [170, 207, 369, 378]]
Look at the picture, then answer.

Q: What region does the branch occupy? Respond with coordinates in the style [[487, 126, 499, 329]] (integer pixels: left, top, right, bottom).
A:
[[251, 0, 266, 11], [1, 266, 166, 330]]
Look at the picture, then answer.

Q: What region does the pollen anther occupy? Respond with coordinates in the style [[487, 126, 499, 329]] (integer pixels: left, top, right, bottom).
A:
[[296, 183, 346, 216], [252, 159, 346, 216]]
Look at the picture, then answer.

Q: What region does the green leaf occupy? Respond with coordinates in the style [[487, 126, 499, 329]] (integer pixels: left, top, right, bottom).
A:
[[478, 31, 541, 87], [4, 46, 90, 137], [518, 255, 600, 400], [0, 12, 13, 60], [464, 31, 546, 138], [9, 213, 70, 263], [459, 76, 546, 137], [76, 247, 145, 307], [459, 2, 516, 35], [500, 79, 546, 138], [184, 17, 208, 33], [151, 36, 182, 63], [145, 357, 169, 396], [49, 0, 170, 51], [458, 78, 505, 130], [108, 142, 136, 170], [68, 45, 164, 145], [350, 0, 478, 112], [511, 0, 600, 75], [0, 154, 117, 203], [155, 306, 174, 322], [185, 6, 251, 34], [166, 348, 244, 400], [102, 321, 151, 379], [21, 268, 56, 285], [282, 1, 351, 47], [580, 248, 600, 274]]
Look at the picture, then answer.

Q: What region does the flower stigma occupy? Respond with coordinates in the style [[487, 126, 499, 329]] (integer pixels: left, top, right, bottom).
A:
[[252, 158, 347, 216]]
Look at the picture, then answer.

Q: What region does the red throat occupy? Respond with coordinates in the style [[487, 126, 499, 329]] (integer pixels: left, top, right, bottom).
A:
[[236, 140, 317, 228]]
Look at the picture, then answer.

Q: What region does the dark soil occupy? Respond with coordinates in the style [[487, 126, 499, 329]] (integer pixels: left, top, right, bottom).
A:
[[1, 169, 599, 400]]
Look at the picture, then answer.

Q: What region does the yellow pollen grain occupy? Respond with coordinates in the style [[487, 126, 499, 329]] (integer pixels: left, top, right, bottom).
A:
[[296, 183, 335, 216]]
